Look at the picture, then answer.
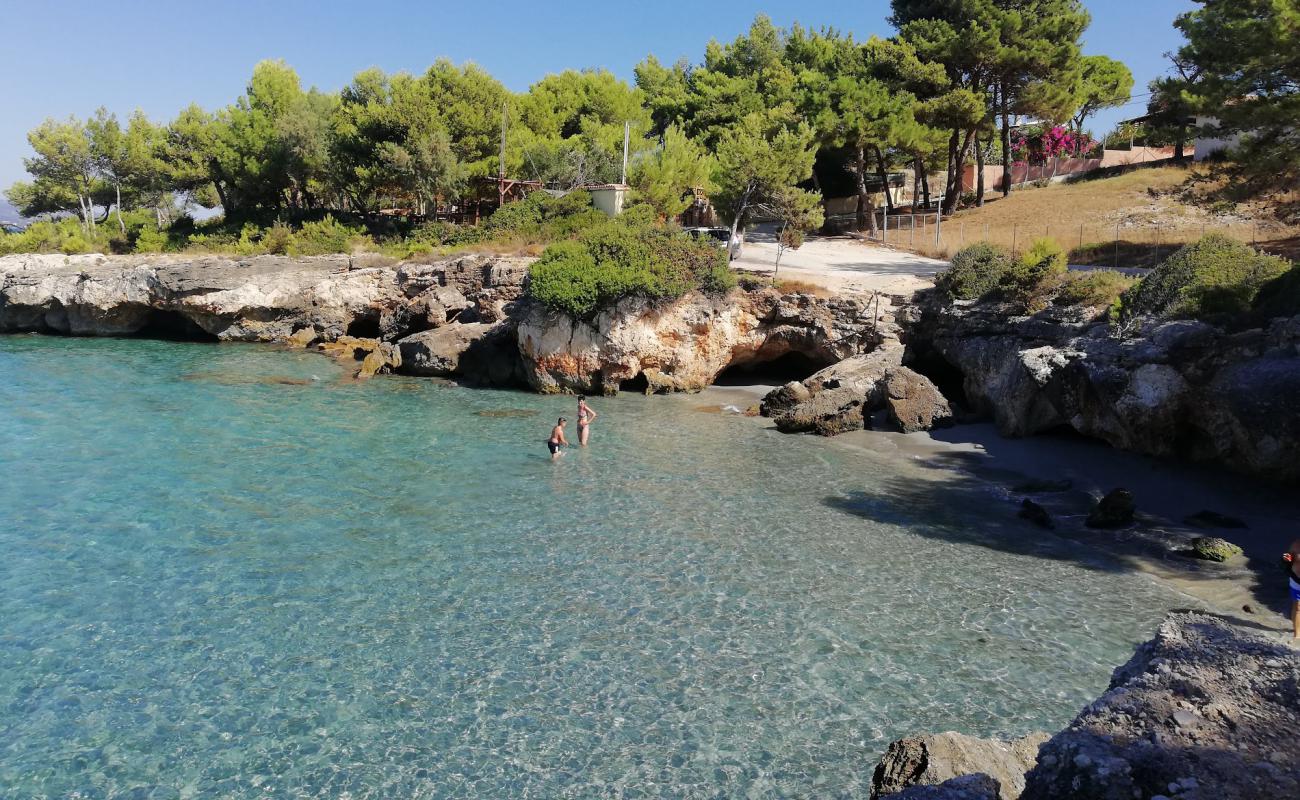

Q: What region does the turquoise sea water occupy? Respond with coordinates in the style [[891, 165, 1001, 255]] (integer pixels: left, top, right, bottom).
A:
[[0, 336, 1188, 799]]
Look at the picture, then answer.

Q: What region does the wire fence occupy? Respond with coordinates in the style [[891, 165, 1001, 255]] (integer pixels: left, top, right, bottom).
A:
[[858, 210, 1288, 269]]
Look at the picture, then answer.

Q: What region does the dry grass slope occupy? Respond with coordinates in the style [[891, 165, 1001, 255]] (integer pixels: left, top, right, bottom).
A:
[[891, 164, 1300, 267]]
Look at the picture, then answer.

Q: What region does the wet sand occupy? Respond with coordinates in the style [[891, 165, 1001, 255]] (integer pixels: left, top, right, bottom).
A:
[[689, 383, 1300, 641]]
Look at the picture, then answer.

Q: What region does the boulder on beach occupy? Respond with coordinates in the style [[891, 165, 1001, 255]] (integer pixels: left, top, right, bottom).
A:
[[1190, 536, 1243, 562], [882, 367, 953, 433], [1085, 488, 1135, 529], [886, 774, 1002, 800], [773, 386, 866, 436]]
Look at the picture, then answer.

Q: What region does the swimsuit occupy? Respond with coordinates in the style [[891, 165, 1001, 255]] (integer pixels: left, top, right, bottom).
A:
[[577, 407, 589, 427], [548, 441, 561, 454], [1291, 576, 1300, 602]]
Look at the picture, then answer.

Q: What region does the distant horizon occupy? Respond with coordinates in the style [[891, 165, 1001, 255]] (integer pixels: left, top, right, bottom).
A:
[[2, 0, 1196, 207]]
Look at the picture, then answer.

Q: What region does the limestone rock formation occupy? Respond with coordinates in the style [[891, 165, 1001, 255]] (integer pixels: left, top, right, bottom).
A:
[[764, 347, 954, 435], [396, 321, 523, 386], [871, 730, 1049, 800], [908, 293, 1300, 482], [516, 289, 887, 394], [1021, 612, 1300, 800], [882, 367, 954, 433], [885, 774, 1002, 800]]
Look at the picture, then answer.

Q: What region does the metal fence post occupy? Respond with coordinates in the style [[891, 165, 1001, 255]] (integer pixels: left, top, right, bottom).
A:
[[1114, 220, 1120, 269], [883, 210, 889, 244], [1078, 223, 1084, 251], [1011, 223, 1017, 254], [910, 215, 915, 247], [935, 212, 942, 246]]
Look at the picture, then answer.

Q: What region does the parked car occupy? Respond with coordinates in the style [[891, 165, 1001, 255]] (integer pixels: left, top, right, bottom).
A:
[[684, 226, 743, 260], [0, 221, 25, 235]]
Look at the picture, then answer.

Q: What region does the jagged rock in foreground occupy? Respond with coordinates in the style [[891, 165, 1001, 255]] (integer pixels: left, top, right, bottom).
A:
[[516, 289, 889, 394], [908, 295, 1300, 482], [871, 731, 1048, 800], [397, 321, 524, 386], [871, 613, 1300, 800], [1021, 612, 1300, 800]]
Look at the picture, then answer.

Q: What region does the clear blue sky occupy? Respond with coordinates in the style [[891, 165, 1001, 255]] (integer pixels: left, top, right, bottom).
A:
[[0, 0, 1194, 212]]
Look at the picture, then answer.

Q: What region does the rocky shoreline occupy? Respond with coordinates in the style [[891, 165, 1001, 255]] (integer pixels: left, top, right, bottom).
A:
[[3, 252, 1297, 481], [867, 611, 1300, 800]]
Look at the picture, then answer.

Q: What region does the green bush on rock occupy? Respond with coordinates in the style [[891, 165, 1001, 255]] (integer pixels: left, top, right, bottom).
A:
[[1120, 234, 1291, 322], [528, 219, 735, 318], [936, 242, 1014, 300], [1054, 269, 1137, 310]]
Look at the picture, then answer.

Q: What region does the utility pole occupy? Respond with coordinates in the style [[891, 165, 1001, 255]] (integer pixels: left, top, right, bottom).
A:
[[498, 103, 508, 209], [621, 121, 630, 185]]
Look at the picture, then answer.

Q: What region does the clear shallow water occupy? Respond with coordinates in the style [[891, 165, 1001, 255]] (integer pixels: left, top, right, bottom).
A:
[[0, 336, 1189, 799]]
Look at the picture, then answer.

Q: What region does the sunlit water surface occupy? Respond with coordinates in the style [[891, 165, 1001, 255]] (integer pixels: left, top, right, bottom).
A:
[[0, 336, 1188, 798]]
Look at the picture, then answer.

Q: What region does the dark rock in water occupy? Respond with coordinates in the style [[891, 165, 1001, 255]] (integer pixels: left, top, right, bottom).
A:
[[1021, 612, 1300, 800], [1018, 499, 1054, 529], [1190, 536, 1244, 562], [1085, 488, 1135, 529], [871, 731, 1049, 800], [1243, 604, 1256, 614], [1010, 478, 1073, 494], [1184, 509, 1249, 529], [474, 409, 539, 418]]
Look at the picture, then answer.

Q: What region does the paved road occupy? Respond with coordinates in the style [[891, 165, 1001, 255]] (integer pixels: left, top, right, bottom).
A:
[[733, 228, 946, 294]]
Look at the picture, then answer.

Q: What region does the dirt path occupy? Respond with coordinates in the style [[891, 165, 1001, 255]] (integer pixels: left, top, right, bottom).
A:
[[733, 229, 945, 294]]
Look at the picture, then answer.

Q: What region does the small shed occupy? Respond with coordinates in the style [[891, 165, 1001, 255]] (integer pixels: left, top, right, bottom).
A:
[[588, 184, 630, 217]]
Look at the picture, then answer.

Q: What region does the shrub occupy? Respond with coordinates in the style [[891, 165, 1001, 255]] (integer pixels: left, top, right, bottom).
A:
[[528, 219, 734, 318], [291, 215, 372, 255], [1252, 265, 1300, 319], [1004, 237, 1068, 308], [262, 221, 294, 255], [1120, 234, 1291, 321], [133, 227, 168, 253], [1055, 269, 1138, 310], [936, 242, 1014, 300]]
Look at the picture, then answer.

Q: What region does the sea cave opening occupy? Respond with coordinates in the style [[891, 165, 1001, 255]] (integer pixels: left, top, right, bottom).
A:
[[133, 309, 219, 342], [713, 351, 827, 387], [345, 313, 382, 339], [618, 372, 651, 394]]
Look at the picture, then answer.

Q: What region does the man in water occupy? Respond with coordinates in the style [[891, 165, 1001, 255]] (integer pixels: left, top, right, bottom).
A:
[[576, 396, 598, 446], [1287, 538, 1300, 639], [548, 417, 569, 461]]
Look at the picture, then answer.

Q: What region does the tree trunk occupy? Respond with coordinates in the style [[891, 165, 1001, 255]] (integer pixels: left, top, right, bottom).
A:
[[912, 155, 922, 211], [728, 184, 752, 260], [1174, 124, 1187, 162], [77, 195, 90, 231], [873, 145, 894, 215], [943, 129, 975, 215], [115, 184, 126, 235], [921, 167, 931, 209], [855, 146, 878, 238], [975, 135, 985, 207], [1000, 81, 1013, 197]]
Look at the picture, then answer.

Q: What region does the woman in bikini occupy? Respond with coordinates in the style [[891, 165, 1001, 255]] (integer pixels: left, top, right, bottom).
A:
[[576, 396, 598, 446]]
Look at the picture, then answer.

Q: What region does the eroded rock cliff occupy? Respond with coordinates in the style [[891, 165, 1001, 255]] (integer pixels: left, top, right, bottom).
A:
[[906, 294, 1300, 482]]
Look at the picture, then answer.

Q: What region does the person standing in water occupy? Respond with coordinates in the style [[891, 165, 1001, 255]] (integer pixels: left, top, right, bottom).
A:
[[1286, 538, 1300, 639], [576, 396, 598, 446], [548, 417, 569, 461]]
